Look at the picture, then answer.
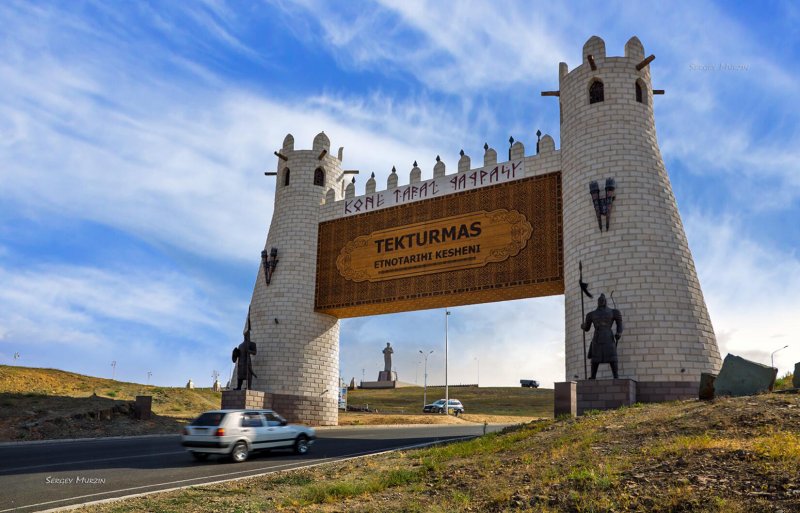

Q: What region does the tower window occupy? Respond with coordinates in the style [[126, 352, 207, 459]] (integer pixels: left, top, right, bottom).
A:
[[283, 168, 290, 187], [589, 80, 604, 104], [635, 79, 646, 104], [314, 168, 325, 186]]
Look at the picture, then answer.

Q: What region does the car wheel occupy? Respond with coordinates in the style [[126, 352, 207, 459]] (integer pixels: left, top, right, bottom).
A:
[[191, 452, 209, 461], [294, 435, 309, 455], [230, 441, 249, 463], [454, 410, 460, 417]]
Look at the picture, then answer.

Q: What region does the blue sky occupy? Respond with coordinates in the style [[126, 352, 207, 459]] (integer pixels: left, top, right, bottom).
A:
[[1, 0, 799, 388]]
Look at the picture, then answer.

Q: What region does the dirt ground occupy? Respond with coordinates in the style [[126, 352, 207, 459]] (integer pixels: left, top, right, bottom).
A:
[[338, 412, 538, 426]]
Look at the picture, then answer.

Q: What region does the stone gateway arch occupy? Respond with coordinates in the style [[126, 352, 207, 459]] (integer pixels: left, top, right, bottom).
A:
[[239, 36, 721, 425]]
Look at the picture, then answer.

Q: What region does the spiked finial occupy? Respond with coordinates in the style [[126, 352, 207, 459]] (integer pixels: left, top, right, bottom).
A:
[[413, 160, 418, 167], [351, 177, 355, 184], [436, 155, 441, 162], [391, 166, 396, 173], [371, 172, 375, 178], [509, 136, 514, 146], [459, 149, 465, 157], [484, 142, 489, 151]]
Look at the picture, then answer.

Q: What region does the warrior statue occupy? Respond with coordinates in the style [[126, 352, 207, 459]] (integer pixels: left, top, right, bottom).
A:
[[232, 310, 258, 390], [382, 342, 394, 372], [582, 293, 623, 379]]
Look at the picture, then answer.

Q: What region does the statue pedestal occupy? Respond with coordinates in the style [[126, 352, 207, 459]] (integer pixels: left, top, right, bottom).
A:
[[576, 379, 637, 416], [378, 371, 398, 382], [221, 389, 272, 410]]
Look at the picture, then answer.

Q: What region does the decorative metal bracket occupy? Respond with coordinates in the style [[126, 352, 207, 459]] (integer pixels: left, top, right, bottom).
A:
[[261, 247, 279, 285], [589, 178, 616, 231]]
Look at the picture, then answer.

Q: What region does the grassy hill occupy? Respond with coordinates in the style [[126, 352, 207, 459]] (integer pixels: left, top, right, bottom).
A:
[[348, 385, 552, 416], [82, 392, 800, 513], [0, 365, 221, 441]]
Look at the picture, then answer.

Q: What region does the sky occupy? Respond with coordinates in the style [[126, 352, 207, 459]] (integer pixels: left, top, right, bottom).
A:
[[1, 0, 799, 389]]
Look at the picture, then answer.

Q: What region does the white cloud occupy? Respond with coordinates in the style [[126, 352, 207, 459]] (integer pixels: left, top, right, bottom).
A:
[[687, 213, 800, 374]]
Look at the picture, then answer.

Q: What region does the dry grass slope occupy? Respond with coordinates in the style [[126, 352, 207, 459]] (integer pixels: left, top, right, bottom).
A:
[[0, 365, 221, 441]]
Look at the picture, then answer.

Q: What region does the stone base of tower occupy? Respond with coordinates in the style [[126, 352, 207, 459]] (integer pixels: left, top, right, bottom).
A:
[[271, 393, 338, 426], [557, 379, 702, 417], [636, 381, 699, 402]]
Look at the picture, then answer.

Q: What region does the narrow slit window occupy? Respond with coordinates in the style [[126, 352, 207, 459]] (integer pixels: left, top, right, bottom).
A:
[[589, 80, 604, 104], [314, 168, 325, 186], [635, 81, 643, 103], [283, 168, 290, 186]]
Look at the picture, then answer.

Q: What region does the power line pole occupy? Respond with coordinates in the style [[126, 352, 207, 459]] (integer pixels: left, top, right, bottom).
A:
[[111, 361, 117, 380]]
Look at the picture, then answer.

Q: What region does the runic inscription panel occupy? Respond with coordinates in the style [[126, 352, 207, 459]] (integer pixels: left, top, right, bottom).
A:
[[315, 172, 564, 318]]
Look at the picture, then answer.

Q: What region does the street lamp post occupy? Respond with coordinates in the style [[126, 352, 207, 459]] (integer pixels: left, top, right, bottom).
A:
[[111, 361, 117, 380], [771, 345, 789, 369], [445, 308, 450, 415], [419, 350, 433, 408]]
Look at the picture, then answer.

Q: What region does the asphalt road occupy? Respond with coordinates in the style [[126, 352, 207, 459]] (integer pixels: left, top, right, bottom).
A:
[[0, 423, 506, 512]]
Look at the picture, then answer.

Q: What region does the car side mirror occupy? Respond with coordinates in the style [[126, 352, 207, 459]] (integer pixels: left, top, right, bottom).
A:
[[280, 419, 287, 426]]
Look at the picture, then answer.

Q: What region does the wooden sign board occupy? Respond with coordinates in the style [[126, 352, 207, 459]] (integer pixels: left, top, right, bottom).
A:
[[336, 209, 533, 282], [315, 172, 564, 318]]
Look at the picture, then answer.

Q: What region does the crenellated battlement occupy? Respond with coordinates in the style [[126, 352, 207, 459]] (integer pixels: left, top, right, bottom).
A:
[[318, 133, 559, 222]]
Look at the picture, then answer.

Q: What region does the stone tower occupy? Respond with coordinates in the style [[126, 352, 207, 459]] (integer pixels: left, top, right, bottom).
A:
[[560, 36, 722, 398], [246, 132, 343, 425]]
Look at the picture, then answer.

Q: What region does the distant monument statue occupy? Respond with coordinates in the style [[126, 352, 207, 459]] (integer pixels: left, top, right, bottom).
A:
[[186, 379, 194, 389], [376, 342, 397, 382], [582, 293, 623, 379], [382, 342, 394, 372], [232, 310, 258, 390]]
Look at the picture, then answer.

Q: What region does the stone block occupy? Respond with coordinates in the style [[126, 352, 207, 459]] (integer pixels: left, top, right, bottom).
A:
[[134, 395, 152, 420], [576, 379, 637, 415], [221, 389, 270, 410], [699, 373, 716, 401], [794, 363, 800, 389], [554, 381, 577, 417], [714, 354, 777, 397]]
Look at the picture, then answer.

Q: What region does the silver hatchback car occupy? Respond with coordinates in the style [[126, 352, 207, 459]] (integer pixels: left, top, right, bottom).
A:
[[181, 409, 316, 462]]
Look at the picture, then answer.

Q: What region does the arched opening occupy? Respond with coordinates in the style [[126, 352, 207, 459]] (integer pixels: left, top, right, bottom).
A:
[[635, 79, 646, 105], [283, 168, 290, 187], [314, 167, 325, 187], [589, 80, 604, 104]]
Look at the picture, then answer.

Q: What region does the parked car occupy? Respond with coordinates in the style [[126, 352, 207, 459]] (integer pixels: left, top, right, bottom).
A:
[[520, 379, 540, 388], [181, 409, 315, 462], [423, 398, 465, 415]]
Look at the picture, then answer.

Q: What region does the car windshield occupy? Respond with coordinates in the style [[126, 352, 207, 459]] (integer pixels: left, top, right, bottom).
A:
[[191, 412, 227, 426], [432, 400, 446, 405]]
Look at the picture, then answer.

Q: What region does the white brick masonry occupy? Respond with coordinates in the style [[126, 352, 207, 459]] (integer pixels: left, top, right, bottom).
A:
[[560, 36, 721, 383], [246, 132, 342, 426]]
